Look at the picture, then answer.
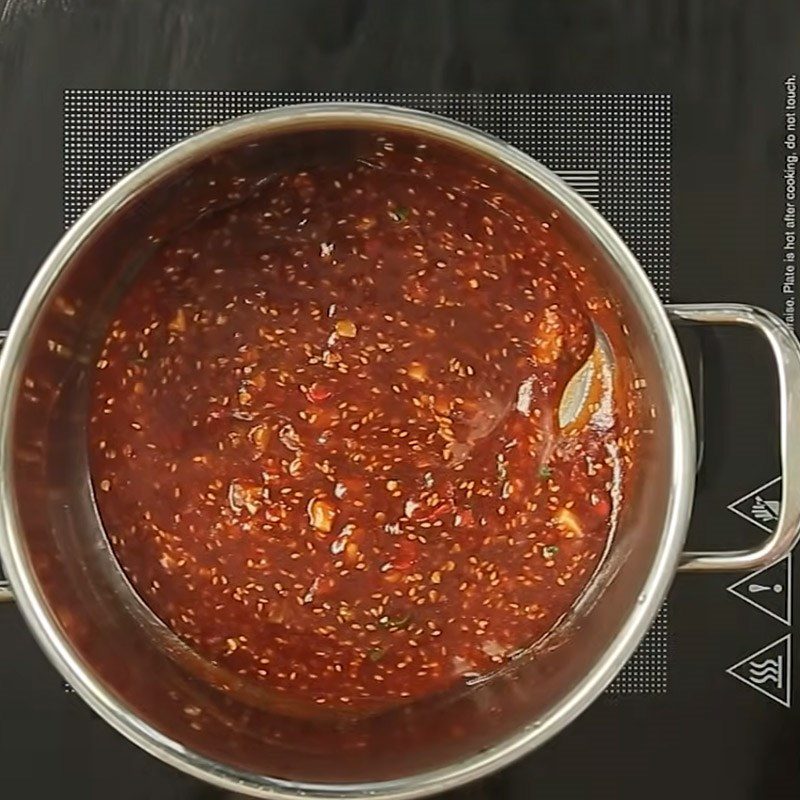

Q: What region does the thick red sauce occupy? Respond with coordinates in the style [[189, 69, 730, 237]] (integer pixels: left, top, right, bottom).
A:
[[89, 131, 640, 713]]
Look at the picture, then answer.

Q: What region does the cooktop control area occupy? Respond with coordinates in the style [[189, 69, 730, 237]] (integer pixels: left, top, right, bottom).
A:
[[0, 3, 798, 798]]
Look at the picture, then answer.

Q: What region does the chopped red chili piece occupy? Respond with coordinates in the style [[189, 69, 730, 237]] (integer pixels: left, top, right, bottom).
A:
[[590, 493, 611, 518], [406, 496, 455, 522], [390, 539, 420, 572], [454, 508, 475, 528], [305, 382, 333, 403]]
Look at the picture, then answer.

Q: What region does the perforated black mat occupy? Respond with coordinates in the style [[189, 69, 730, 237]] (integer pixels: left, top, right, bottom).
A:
[[63, 88, 672, 694]]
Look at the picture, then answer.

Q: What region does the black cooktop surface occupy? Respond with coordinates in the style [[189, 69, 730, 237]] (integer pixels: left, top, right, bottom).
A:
[[1, 3, 798, 798]]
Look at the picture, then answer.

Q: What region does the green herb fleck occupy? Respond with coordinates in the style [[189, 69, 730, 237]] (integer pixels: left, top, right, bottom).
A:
[[368, 646, 387, 662], [389, 206, 410, 222], [380, 612, 412, 630], [542, 544, 559, 559], [538, 465, 553, 479]]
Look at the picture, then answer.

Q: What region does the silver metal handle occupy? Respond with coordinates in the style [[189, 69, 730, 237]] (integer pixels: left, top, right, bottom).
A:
[[669, 304, 800, 572], [0, 329, 11, 601]]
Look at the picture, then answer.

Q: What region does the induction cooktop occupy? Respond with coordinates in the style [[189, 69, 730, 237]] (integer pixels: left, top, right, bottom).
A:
[[0, 4, 798, 798]]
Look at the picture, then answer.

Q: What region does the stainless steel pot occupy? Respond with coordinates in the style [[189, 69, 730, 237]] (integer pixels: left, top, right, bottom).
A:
[[1, 104, 799, 798]]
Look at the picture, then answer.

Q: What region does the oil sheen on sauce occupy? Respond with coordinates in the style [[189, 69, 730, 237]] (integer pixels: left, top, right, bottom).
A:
[[88, 131, 642, 714]]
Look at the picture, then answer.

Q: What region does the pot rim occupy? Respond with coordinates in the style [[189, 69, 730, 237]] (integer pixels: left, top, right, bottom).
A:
[[0, 102, 696, 799]]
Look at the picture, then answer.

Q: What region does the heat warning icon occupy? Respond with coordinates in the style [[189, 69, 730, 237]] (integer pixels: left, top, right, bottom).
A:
[[726, 634, 791, 708]]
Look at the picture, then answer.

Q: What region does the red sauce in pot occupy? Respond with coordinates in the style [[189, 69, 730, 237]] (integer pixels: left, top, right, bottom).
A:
[[88, 130, 641, 713]]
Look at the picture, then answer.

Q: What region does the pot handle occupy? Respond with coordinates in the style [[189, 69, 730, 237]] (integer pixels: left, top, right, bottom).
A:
[[0, 310, 795, 588], [668, 304, 800, 572], [0, 329, 11, 601]]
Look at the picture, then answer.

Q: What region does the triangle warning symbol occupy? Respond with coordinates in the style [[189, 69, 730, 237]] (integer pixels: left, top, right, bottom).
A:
[[726, 633, 791, 708], [727, 476, 782, 534], [727, 553, 791, 625]]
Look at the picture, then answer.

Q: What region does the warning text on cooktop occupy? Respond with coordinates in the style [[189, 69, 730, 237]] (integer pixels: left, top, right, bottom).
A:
[[783, 74, 796, 328]]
